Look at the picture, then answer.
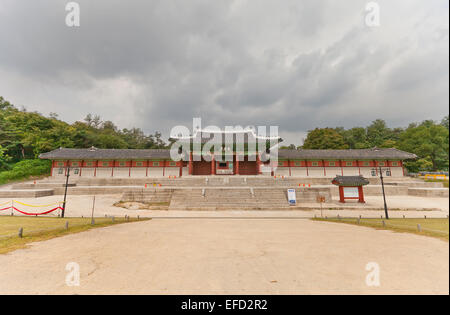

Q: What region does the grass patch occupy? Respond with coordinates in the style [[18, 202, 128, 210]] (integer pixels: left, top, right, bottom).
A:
[[424, 178, 449, 188], [0, 216, 149, 254], [312, 217, 449, 241]]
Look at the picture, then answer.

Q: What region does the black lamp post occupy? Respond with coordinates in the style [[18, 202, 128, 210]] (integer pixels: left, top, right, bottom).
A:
[[61, 166, 70, 218], [373, 166, 389, 219]]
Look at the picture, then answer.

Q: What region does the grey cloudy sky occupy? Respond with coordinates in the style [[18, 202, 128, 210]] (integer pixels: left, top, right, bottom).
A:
[[0, 0, 448, 145]]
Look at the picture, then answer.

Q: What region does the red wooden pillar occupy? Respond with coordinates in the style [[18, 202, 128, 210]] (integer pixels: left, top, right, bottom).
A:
[[357, 160, 361, 175], [235, 155, 240, 175], [146, 160, 149, 177], [305, 160, 309, 176], [179, 161, 183, 177], [374, 160, 378, 176], [339, 160, 343, 176], [256, 154, 262, 175], [211, 155, 215, 175], [189, 152, 193, 175], [94, 160, 97, 177], [288, 159, 292, 177], [163, 160, 166, 177], [401, 160, 405, 176], [51, 161, 54, 176], [339, 186, 345, 203], [387, 159, 391, 176], [322, 160, 326, 177], [270, 160, 274, 177], [111, 160, 115, 177], [129, 160, 132, 177], [358, 186, 365, 203], [79, 160, 84, 177], [65, 160, 69, 176]]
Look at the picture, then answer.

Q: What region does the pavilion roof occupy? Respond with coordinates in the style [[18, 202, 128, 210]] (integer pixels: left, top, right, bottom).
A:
[[39, 147, 416, 161], [278, 148, 416, 160], [39, 147, 172, 160], [331, 175, 370, 186]]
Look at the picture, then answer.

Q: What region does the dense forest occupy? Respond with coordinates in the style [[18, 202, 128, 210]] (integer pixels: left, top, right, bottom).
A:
[[0, 96, 167, 168], [0, 96, 169, 183], [290, 117, 449, 172], [1, 95, 449, 179]]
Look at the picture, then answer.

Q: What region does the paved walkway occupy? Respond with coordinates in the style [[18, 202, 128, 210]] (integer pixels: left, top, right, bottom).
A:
[[0, 218, 448, 294], [1, 194, 448, 218]]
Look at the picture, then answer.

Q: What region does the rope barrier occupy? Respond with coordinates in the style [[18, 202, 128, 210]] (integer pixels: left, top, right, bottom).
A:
[[13, 200, 61, 208], [12, 206, 62, 216], [0, 200, 63, 216]]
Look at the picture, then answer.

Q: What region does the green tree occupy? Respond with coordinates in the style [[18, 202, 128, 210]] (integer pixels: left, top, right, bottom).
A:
[[302, 128, 349, 149], [337, 127, 371, 149], [441, 115, 449, 130], [397, 120, 449, 171], [0, 144, 11, 170], [366, 119, 394, 147]]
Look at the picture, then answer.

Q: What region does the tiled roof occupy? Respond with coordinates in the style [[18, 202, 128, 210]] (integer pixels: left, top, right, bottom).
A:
[[39, 147, 417, 160], [39, 147, 172, 160], [169, 129, 282, 143], [331, 175, 370, 186], [278, 148, 416, 160]]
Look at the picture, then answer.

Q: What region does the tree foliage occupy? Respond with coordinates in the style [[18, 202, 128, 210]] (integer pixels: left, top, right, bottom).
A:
[[301, 118, 449, 172], [302, 128, 348, 149], [0, 96, 168, 170]]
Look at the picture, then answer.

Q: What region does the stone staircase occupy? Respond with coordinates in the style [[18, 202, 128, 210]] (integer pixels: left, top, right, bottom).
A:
[[2, 175, 446, 200], [164, 187, 332, 210], [121, 188, 173, 204]]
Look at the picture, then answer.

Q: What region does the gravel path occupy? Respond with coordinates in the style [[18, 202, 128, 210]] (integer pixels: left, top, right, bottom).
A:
[[0, 218, 448, 294], [0, 194, 448, 218]]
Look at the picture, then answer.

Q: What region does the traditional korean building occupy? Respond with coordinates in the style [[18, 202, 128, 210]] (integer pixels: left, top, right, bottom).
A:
[[39, 130, 417, 178]]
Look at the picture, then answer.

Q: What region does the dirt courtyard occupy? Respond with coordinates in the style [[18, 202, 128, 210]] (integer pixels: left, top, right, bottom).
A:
[[0, 218, 448, 295], [0, 193, 448, 219]]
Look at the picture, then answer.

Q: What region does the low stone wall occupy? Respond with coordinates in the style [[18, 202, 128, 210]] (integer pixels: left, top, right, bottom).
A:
[[121, 188, 174, 203], [408, 188, 449, 197], [0, 189, 54, 198]]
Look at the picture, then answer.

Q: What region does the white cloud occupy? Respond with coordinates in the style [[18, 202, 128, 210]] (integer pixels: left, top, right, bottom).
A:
[[0, 0, 448, 145]]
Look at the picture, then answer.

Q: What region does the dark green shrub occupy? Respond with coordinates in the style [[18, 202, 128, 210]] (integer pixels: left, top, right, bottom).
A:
[[0, 159, 51, 185]]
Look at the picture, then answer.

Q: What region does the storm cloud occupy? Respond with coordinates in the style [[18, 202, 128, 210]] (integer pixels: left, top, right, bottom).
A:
[[0, 0, 448, 145]]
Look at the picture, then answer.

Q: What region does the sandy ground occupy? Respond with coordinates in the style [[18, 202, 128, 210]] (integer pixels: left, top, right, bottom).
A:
[[0, 218, 448, 295], [1, 194, 448, 219]]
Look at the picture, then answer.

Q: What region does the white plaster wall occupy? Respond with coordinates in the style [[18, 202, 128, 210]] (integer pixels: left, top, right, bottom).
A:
[[390, 167, 404, 177], [308, 168, 325, 177], [290, 168, 308, 177], [182, 167, 189, 176], [360, 167, 375, 178], [165, 168, 180, 177], [325, 167, 342, 177], [96, 168, 113, 178], [79, 168, 95, 177], [148, 167, 164, 177], [130, 168, 147, 178], [274, 167, 289, 176], [343, 167, 360, 176], [113, 168, 129, 178], [52, 168, 66, 178]]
